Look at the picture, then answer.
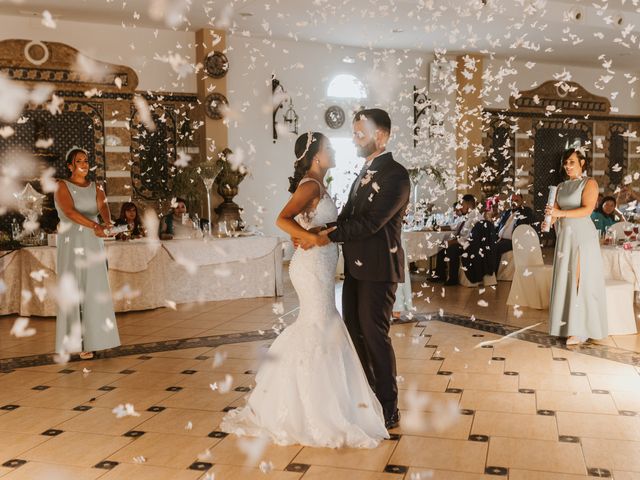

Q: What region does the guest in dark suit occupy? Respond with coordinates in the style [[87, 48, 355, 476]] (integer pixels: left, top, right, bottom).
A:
[[314, 108, 410, 430], [494, 193, 533, 273], [433, 194, 481, 285]]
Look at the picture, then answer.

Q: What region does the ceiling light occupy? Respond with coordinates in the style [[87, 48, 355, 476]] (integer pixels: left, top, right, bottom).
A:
[[342, 56, 355, 64]]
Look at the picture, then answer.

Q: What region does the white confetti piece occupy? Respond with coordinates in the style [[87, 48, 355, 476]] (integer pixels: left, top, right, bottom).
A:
[[237, 434, 269, 466], [271, 302, 284, 315], [0, 126, 15, 138], [212, 351, 228, 368], [259, 461, 274, 473], [41, 10, 56, 29], [133, 95, 156, 132], [10, 317, 36, 338], [165, 300, 177, 310], [112, 403, 141, 418], [198, 448, 212, 461]]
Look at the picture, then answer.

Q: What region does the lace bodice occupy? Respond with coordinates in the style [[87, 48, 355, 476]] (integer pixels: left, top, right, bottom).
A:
[[293, 177, 338, 229], [295, 194, 338, 230]]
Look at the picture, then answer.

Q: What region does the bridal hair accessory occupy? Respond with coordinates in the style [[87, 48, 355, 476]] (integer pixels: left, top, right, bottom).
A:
[[296, 132, 314, 161], [65, 146, 89, 163]]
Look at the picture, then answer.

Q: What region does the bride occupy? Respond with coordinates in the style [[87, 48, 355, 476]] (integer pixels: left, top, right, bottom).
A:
[[219, 132, 389, 448]]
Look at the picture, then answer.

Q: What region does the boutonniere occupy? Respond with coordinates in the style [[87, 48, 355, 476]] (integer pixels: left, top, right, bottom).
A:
[[360, 170, 377, 187]]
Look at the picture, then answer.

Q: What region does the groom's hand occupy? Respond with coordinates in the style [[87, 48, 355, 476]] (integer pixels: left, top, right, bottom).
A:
[[315, 226, 336, 247], [319, 226, 337, 237]]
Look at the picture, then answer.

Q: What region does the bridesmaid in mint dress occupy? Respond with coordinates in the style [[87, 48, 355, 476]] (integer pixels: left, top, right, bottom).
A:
[[544, 148, 608, 345], [53, 148, 120, 359]]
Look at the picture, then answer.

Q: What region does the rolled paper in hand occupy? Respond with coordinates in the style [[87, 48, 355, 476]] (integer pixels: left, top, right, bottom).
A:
[[542, 185, 558, 232]]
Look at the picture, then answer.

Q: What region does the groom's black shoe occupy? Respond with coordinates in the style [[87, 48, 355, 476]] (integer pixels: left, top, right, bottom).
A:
[[385, 410, 400, 430]]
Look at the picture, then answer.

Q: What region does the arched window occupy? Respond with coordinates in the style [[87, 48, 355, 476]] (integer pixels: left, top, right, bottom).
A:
[[327, 74, 367, 99]]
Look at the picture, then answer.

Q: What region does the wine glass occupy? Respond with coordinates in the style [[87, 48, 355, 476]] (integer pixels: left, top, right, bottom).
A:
[[623, 223, 633, 242], [633, 224, 639, 241]]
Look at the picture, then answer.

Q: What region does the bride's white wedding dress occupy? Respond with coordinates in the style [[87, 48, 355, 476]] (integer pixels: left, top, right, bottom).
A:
[[220, 181, 389, 448]]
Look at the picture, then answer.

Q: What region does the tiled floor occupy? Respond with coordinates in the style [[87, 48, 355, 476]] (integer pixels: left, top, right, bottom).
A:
[[1, 271, 640, 479]]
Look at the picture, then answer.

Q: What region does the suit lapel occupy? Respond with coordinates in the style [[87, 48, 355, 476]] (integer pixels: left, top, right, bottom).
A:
[[351, 152, 393, 214]]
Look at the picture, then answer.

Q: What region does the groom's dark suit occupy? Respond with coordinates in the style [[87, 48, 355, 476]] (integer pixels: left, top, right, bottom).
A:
[[327, 151, 410, 420]]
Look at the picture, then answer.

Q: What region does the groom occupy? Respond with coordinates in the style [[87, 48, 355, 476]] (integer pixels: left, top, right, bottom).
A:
[[321, 108, 409, 429]]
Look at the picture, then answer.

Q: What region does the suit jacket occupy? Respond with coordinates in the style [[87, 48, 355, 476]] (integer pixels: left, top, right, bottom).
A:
[[496, 206, 533, 238], [461, 220, 497, 283], [328, 152, 410, 282]]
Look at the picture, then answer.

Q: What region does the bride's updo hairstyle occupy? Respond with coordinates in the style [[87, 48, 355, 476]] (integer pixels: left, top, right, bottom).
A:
[[288, 132, 326, 194]]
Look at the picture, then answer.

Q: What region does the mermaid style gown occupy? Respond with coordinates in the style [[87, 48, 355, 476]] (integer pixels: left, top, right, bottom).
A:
[[220, 179, 389, 448], [549, 177, 608, 339]]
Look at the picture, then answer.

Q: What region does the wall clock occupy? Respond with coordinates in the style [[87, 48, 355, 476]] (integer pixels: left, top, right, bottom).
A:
[[204, 51, 229, 79], [205, 93, 228, 120], [325, 105, 345, 129]]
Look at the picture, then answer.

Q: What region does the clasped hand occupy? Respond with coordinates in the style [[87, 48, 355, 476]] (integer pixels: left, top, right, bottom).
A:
[[291, 226, 336, 250]]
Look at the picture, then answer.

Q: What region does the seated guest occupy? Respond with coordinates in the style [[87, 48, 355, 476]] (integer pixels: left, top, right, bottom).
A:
[[160, 197, 197, 240], [433, 194, 481, 285], [483, 194, 501, 221], [616, 186, 640, 220], [494, 193, 533, 273], [461, 220, 498, 284], [114, 202, 146, 240], [591, 195, 622, 234]]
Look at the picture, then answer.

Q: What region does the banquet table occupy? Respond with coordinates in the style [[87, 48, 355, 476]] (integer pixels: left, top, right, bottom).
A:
[[600, 245, 640, 290], [403, 230, 454, 262], [0, 236, 284, 317]]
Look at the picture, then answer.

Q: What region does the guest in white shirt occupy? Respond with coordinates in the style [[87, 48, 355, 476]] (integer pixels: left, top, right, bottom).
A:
[[433, 194, 480, 285], [494, 194, 533, 273]]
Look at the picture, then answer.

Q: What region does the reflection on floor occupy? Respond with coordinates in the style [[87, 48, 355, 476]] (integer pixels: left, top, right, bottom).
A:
[[0, 274, 639, 479]]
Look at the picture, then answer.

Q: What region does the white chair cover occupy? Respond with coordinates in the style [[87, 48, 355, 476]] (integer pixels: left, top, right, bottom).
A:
[[507, 225, 553, 309], [605, 279, 638, 335], [497, 250, 514, 281]]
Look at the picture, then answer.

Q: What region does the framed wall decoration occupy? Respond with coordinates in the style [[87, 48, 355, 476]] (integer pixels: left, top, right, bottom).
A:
[[204, 51, 229, 79], [324, 105, 345, 129], [205, 92, 228, 120]]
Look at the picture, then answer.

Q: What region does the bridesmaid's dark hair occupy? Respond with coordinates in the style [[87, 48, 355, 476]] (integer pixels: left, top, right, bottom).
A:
[[561, 148, 589, 178], [288, 132, 326, 194]]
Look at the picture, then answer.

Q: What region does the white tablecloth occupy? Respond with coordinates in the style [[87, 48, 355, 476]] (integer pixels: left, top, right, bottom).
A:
[[0, 236, 284, 317], [600, 246, 640, 289], [403, 230, 454, 262]]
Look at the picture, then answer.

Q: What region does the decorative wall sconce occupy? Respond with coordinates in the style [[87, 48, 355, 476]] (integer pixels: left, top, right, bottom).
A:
[[272, 75, 299, 143], [413, 85, 444, 147]]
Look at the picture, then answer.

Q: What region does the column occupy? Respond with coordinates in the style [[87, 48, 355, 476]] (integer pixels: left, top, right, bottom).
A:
[[455, 54, 484, 198]]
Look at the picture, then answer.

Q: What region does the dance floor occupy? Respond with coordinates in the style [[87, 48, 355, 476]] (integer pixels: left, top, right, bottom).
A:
[[0, 272, 639, 479]]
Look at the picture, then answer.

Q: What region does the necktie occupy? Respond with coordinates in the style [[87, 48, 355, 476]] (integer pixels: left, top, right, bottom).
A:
[[349, 163, 370, 203]]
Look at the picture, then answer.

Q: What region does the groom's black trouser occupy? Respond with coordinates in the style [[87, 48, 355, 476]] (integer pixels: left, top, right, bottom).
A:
[[342, 269, 398, 418]]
